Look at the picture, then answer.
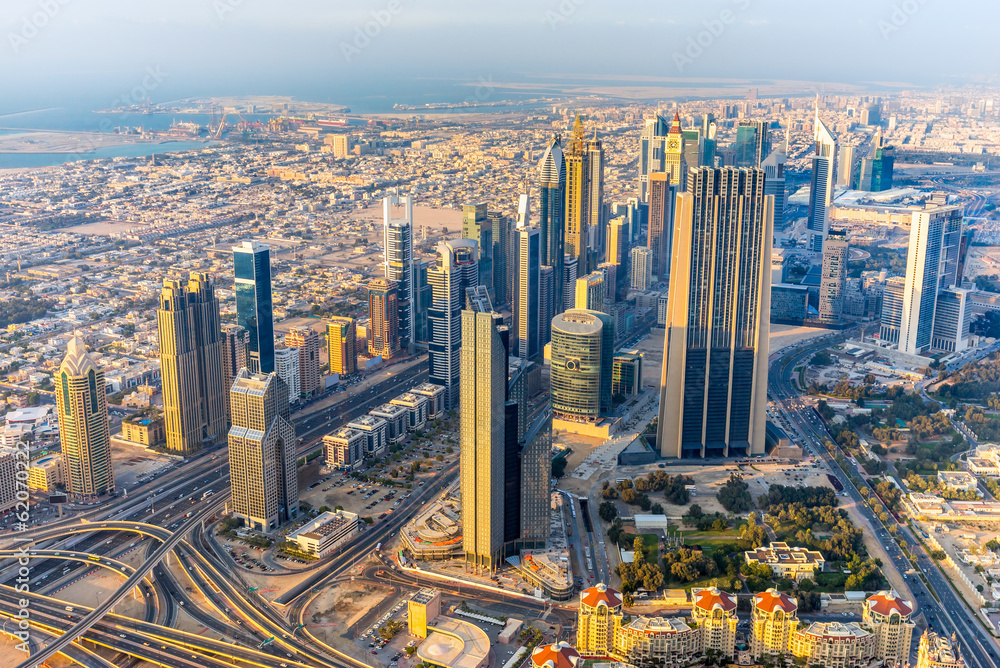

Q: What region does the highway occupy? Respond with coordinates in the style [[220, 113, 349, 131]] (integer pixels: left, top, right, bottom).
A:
[[769, 334, 1000, 668]]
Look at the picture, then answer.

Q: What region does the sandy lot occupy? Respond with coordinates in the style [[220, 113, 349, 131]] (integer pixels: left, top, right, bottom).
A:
[[110, 442, 176, 489], [769, 324, 830, 353], [305, 580, 397, 664], [54, 565, 145, 619]]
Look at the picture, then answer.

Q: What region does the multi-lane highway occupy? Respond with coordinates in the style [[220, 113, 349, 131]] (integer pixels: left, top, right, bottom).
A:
[[769, 335, 1000, 668]]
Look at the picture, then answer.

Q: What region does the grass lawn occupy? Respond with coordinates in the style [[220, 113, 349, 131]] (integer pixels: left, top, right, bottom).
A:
[[666, 527, 740, 539], [814, 571, 848, 591]]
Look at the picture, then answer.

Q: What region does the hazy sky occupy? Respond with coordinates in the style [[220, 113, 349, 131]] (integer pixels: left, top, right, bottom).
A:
[[2, 0, 999, 110]]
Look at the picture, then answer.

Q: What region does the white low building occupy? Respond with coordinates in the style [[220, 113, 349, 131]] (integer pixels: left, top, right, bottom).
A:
[[288, 510, 360, 558]]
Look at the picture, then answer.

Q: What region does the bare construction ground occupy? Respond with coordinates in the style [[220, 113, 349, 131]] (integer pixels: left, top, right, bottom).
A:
[[304, 581, 396, 663]]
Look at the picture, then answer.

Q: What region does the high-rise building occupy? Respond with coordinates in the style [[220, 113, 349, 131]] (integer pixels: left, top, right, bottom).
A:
[[612, 352, 643, 397], [606, 216, 628, 268], [638, 113, 670, 203], [577, 584, 623, 656], [818, 229, 849, 321], [575, 272, 606, 313], [837, 144, 856, 187], [514, 226, 541, 360], [539, 136, 566, 312], [220, 323, 248, 424], [550, 310, 605, 422], [750, 589, 799, 660], [228, 370, 298, 531], [932, 287, 973, 353], [879, 276, 906, 345], [761, 139, 788, 232], [428, 239, 479, 409], [565, 116, 592, 276], [383, 195, 415, 348], [463, 203, 493, 296], [414, 258, 432, 343], [735, 120, 770, 168], [630, 247, 652, 292], [517, 406, 552, 550], [490, 210, 513, 307], [860, 101, 882, 127], [916, 630, 964, 668], [858, 128, 895, 192], [327, 317, 357, 376], [285, 326, 320, 398], [862, 591, 915, 664], [55, 337, 114, 500], [563, 256, 579, 312], [460, 306, 507, 572], [647, 172, 673, 280], [233, 240, 275, 374], [807, 109, 836, 252], [899, 206, 964, 355], [538, 266, 555, 347], [690, 588, 738, 660], [658, 167, 772, 458], [586, 132, 606, 269], [368, 278, 400, 360], [274, 347, 300, 406], [663, 112, 687, 189], [157, 273, 227, 454], [596, 262, 618, 306]]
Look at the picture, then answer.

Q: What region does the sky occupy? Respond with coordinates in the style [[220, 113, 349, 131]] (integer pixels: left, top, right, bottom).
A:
[[1, 0, 999, 113]]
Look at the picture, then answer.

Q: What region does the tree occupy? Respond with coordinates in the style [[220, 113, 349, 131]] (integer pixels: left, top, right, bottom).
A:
[[598, 501, 618, 522], [552, 456, 567, 478], [717, 473, 752, 513]]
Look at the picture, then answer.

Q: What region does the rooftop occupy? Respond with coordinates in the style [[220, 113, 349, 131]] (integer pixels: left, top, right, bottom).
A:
[[417, 617, 490, 668]]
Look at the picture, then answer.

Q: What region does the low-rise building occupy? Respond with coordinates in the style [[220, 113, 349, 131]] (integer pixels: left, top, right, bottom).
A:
[[346, 415, 388, 458], [408, 588, 441, 638], [612, 617, 700, 666], [745, 542, 824, 581], [750, 589, 799, 659], [120, 412, 166, 448], [416, 616, 491, 668], [530, 643, 581, 668], [512, 549, 573, 601], [937, 470, 978, 493], [27, 454, 64, 491], [789, 621, 875, 668], [390, 392, 429, 431], [369, 403, 409, 444], [401, 494, 463, 560], [323, 428, 365, 470], [411, 383, 446, 418], [916, 630, 965, 668], [287, 510, 360, 558]]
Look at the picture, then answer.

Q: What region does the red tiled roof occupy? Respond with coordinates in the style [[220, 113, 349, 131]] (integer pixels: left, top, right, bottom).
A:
[[754, 589, 797, 614], [581, 584, 622, 609], [866, 591, 912, 617], [532, 643, 580, 668], [693, 587, 736, 612]]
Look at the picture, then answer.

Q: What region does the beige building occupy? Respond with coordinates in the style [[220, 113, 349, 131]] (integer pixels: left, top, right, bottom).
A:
[[690, 587, 738, 660], [157, 273, 227, 454], [327, 317, 357, 376], [0, 447, 17, 513], [789, 622, 875, 668], [323, 428, 365, 470], [863, 591, 915, 663], [221, 323, 249, 424], [612, 616, 700, 666], [120, 412, 165, 448], [745, 542, 825, 581], [750, 589, 799, 660], [287, 510, 359, 557], [55, 337, 114, 500], [408, 588, 441, 638], [577, 584, 623, 656], [27, 454, 64, 492], [285, 326, 321, 398], [916, 630, 965, 668]]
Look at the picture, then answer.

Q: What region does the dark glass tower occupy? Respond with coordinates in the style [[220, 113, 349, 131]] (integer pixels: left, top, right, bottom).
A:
[[538, 135, 566, 314], [233, 241, 274, 374]]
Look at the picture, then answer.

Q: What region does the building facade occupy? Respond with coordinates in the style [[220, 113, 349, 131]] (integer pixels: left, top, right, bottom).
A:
[[807, 110, 836, 252], [428, 239, 479, 409], [233, 240, 275, 374], [514, 226, 541, 361], [327, 317, 357, 376], [368, 278, 400, 360], [630, 246, 652, 292], [324, 427, 365, 470], [863, 591, 915, 664], [550, 311, 605, 422], [750, 589, 799, 659], [690, 587, 738, 660], [818, 230, 849, 321], [539, 135, 566, 313], [273, 347, 300, 405], [220, 323, 249, 423], [577, 584, 623, 656], [285, 326, 320, 398], [384, 195, 416, 347], [647, 172, 673, 281]]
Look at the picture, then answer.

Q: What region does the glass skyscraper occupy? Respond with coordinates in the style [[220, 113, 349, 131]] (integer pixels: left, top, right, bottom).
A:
[[233, 240, 275, 374], [538, 135, 566, 313]]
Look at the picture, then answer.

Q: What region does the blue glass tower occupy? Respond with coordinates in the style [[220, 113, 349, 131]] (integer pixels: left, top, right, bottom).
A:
[[233, 240, 275, 374]]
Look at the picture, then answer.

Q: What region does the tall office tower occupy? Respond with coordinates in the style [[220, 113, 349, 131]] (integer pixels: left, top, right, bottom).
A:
[[220, 323, 248, 424], [932, 287, 973, 353], [463, 203, 494, 295], [563, 256, 579, 312], [55, 337, 114, 500], [638, 113, 669, 202], [565, 116, 593, 275], [916, 630, 964, 668], [858, 128, 895, 192], [285, 326, 320, 398], [818, 230, 849, 321], [862, 592, 915, 665], [761, 135, 788, 232], [233, 240, 275, 374], [898, 206, 964, 355], [383, 195, 415, 348], [807, 108, 836, 252], [518, 408, 552, 550], [514, 226, 541, 360], [516, 193, 530, 228], [597, 263, 618, 306], [368, 278, 400, 360], [489, 210, 512, 307], [878, 276, 906, 344], [606, 216, 628, 267], [550, 310, 606, 422], [836, 144, 856, 187], [538, 266, 555, 347], [735, 120, 771, 168], [630, 247, 652, 292], [657, 167, 773, 458], [274, 347, 300, 406], [702, 114, 718, 167], [575, 272, 606, 313], [860, 101, 882, 127], [228, 370, 298, 531], [428, 239, 479, 409], [327, 317, 357, 376], [647, 172, 673, 281], [663, 112, 687, 189], [586, 132, 606, 268], [460, 306, 507, 572], [157, 273, 227, 455], [415, 259, 432, 343], [538, 135, 566, 312], [750, 589, 799, 660], [683, 128, 701, 177]]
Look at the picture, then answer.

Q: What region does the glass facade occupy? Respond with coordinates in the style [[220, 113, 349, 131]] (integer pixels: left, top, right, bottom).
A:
[[234, 242, 275, 373], [550, 311, 604, 421]]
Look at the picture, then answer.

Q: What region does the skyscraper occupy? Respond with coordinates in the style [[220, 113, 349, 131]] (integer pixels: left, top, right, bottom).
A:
[[460, 305, 506, 572], [858, 128, 895, 192], [836, 144, 856, 188], [761, 134, 788, 232], [274, 347, 300, 406], [563, 256, 579, 312], [550, 310, 606, 422], [575, 272, 606, 313], [514, 226, 541, 360], [368, 278, 400, 360], [638, 113, 669, 202], [428, 239, 479, 409], [564, 116, 592, 276], [647, 172, 673, 281], [538, 266, 555, 347], [878, 277, 906, 345], [327, 317, 357, 376], [597, 262, 618, 306], [489, 210, 513, 307], [735, 120, 771, 168], [807, 109, 836, 252], [228, 370, 298, 531], [539, 135, 566, 313], [586, 132, 606, 268], [220, 323, 248, 424], [818, 230, 849, 321], [55, 337, 114, 500], [285, 326, 320, 398], [663, 112, 687, 189], [463, 203, 493, 296], [658, 167, 773, 458], [383, 195, 415, 348], [157, 273, 227, 455], [233, 240, 275, 374], [606, 216, 628, 267], [898, 206, 964, 355], [630, 247, 652, 292]]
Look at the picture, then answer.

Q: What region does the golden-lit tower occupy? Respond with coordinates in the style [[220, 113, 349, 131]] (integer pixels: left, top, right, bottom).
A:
[[664, 111, 686, 189], [327, 317, 357, 376], [564, 114, 591, 275]]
